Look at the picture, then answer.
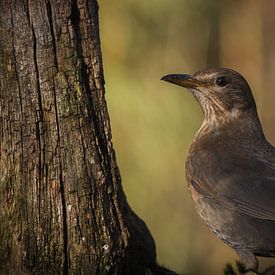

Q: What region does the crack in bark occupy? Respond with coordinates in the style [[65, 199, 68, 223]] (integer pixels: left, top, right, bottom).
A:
[[45, 1, 69, 272], [32, 24, 43, 226], [59, 169, 69, 275], [46, 0, 59, 70]]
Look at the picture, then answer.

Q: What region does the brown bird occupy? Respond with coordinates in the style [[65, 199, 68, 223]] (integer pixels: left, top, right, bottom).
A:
[[161, 68, 275, 274]]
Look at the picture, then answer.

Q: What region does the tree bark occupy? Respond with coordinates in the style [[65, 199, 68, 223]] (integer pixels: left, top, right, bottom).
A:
[[0, 1, 176, 274]]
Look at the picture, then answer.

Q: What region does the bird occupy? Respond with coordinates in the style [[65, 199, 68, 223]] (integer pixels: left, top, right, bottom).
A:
[[161, 68, 275, 274]]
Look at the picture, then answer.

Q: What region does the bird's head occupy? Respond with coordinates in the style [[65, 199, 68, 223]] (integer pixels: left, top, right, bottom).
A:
[[161, 68, 257, 125]]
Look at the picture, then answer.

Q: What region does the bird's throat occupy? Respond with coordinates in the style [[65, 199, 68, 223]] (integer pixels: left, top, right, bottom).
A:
[[193, 109, 265, 146]]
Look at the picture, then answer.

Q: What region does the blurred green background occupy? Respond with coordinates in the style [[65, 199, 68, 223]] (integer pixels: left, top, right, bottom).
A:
[[98, 1, 275, 274]]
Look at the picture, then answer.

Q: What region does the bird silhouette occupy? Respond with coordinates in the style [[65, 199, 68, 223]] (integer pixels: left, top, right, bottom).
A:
[[161, 68, 275, 274]]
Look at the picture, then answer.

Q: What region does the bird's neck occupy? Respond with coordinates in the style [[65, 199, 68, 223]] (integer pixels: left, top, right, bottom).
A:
[[193, 108, 266, 145]]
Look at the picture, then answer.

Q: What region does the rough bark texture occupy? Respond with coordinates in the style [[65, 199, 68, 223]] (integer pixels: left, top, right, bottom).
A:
[[0, 1, 176, 274]]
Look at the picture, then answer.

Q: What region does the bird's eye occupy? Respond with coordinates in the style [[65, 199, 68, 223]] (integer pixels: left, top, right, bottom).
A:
[[215, 76, 228, 87]]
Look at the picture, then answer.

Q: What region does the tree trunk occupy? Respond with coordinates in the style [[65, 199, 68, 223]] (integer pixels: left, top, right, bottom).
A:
[[0, 1, 175, 274]]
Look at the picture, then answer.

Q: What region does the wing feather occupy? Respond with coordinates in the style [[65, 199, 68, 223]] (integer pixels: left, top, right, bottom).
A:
[[188, 153, 275, 221]]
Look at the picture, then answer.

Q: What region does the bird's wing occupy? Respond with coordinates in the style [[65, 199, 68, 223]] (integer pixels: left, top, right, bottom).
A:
[[189, 156, 275, 221]]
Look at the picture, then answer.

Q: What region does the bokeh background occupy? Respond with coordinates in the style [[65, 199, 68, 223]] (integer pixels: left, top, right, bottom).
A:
[[98, 1, 275, 274]]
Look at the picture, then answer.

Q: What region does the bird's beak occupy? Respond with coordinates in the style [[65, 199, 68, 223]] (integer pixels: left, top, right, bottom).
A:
[[161, 74, 198, 89]]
